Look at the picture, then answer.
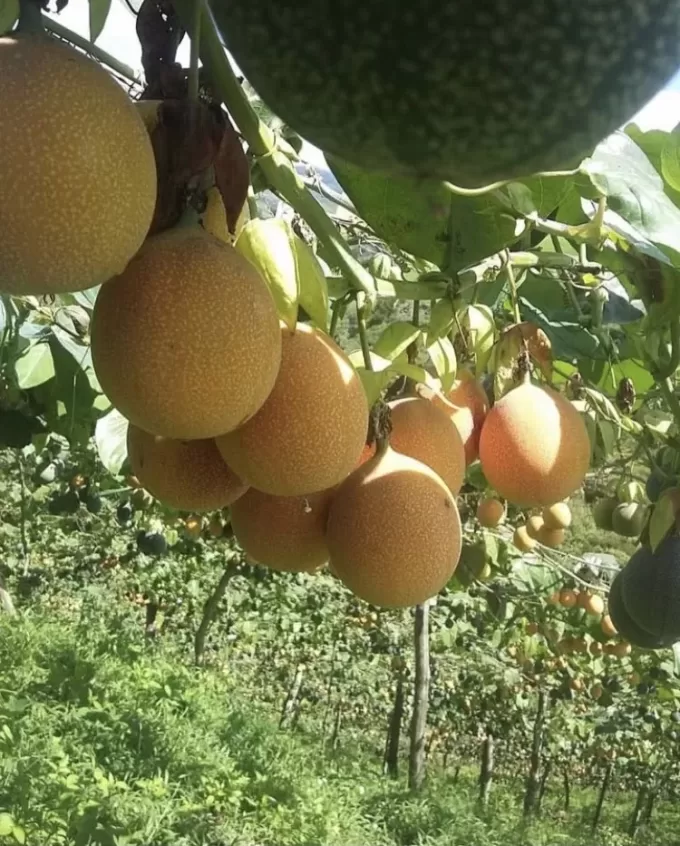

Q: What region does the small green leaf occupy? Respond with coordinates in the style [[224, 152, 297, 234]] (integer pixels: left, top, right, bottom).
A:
[[0, 815, 13, 837], [373, 322, 421, 361], [457, 305, 495, 374], [94, 407, 129, 475], [661, 133, 680, 193], [294, 238, 329, 331], [236, 218, 299, 330], [12, 826, 25, 844], [649, 490, 677, 551], [427, 336, 457, 392], [426, 299, 455, 343], [89, 0, 112, 42], [14, 342, 55, 389]]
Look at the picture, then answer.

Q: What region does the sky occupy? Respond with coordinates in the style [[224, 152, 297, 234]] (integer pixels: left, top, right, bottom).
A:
[[46, 0, 680, 168]]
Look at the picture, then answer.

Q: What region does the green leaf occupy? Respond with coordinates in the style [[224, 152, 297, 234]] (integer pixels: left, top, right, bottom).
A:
[[661, 133, 680, 193], [236, 218, 299, 330], [12, 826, 25, 845], [0, 815, 13, 837], [373, 322, 421, 361], [295, 239, 329, 331], [14, 341, 55, 389], [427, 336, 457, 392], [89, 0, 111, 42], [426, 299, 455, 343], [328, 154, 517, 272], [94, 408, 129, 475], [581, 131, 680, 259], [649, 489, 678, 552], [457, 304, 495, 374], [0, 0, 18, 33]]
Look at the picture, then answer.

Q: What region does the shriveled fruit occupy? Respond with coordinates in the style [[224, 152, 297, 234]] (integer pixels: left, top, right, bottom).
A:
[[326, 445, 462, 607], [216, 323, 368, 496], [476, 497, 505, 528], [592, 497, 617, 531], [607, 570, 673, 650], [620, 534, 680, 641], [559, 588, 578, 609], [431, 369, 489, 464], [91, 226, 282, 439], [526, 515, 544, 540], [513, 525, 536, 553], [127, 424, 248, 512], [230, 486, 336, 572], [0, 33, 156, 294], [611, 502, 648, 538], [542, 502, 572, 530], [211, 1, 680, 187], [479, 382, 590, 507], [537, 525, 565, 548]]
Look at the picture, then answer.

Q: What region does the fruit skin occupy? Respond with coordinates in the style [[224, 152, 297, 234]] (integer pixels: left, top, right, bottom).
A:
[[479, 382, 590, 507], [216, 323, 369, 496], [455, 541, 490, 587], [526, 515, 544, 540], [230, 486, 336, 572], [537, 525, 565, 548], [476, 498, 505, 528], [579, 592, 605, 616], [127, 424, 248, 512], [542, 502, 572, 530], [593, 497, 617, 531], [607, 570, 673, 650], [601, 614, 617, 638], [559, 588, 578, 609], [382, 396, 466, 495], [211, 1, 680, 187], [620, 535, 680, 641], [91, 226, 282, 440], [513, 525, 536, 553], [611, 502, 648, 538], [432, 370, 489, 464], [0, 33, 156, 294], [326, 445, 462, 608]]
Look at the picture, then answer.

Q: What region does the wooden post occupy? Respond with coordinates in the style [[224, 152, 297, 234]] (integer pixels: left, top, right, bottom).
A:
[[408, 601, 430, 792]]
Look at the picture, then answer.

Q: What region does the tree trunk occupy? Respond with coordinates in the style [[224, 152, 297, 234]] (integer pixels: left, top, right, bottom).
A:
[[280, 662, 305, 729], [563, 768, 571, 812], [330, 700, 342, 750], [453, 764, 461, 784], [408, 601, 430, 792], [629, 785, 648, 837], [383, 673, 404, 777], [644, 789, 656, 824], [194, 559, 238, 663], [591, 763, 613, 831], [478, 731, 495, 808], [537, 759, 552, 813], [523, 690, 547, 817]]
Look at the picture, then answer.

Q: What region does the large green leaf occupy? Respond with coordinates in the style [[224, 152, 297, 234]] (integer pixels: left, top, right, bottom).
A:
[[581, 131, 680, 260], [89, 0, 112, 42], [625, 124, 680, 207], [0, 0, 17, 33], [95, 407, 129, 475], [328, 154, 517, 272], [14, 341, 55, 389], [519, 298, 604, 361]]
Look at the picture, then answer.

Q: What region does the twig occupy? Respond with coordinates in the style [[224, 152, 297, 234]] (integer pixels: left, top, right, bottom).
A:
[[194, 557, 239, 663]]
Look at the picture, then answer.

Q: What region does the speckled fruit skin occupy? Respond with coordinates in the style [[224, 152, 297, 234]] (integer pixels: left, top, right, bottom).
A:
[[361, 396, 466, 494], [479, 382, 590, 507], [432, 370, 489, 464], [0, 33, 156, 294], [210, 1, 680, 186], [230, 486, 336, 572], [216, 323, 369, 496], [127, 424, 248, 512], [91, 227, 282, 440], [326, 445, 462, 608]]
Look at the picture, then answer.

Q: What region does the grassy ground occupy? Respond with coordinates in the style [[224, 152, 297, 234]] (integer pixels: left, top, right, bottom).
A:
[[1, 586, 677, 846]]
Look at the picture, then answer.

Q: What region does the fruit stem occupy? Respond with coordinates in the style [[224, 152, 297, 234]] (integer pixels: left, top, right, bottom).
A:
[[356, 295, 373, 372], [17, 0, 44, 33], [187, 0, 203, 103], [369, 401, 392, 455], [172, 0, 377, 303], [329, 296, 347, 340], [504, 251, 521, 324], [654, 319, 680, 380]]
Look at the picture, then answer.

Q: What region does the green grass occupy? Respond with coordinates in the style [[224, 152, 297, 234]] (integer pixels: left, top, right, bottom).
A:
[[1, 585, 678, 846]]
